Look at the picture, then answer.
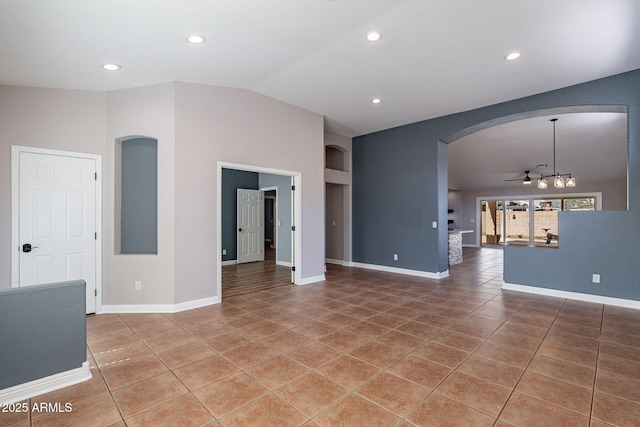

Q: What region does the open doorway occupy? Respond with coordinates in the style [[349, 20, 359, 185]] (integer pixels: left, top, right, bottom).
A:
[[217, 163, 301, 300]]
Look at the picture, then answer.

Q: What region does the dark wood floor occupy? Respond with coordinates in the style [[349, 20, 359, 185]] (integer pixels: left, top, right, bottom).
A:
[[222, 244, 292, 298]]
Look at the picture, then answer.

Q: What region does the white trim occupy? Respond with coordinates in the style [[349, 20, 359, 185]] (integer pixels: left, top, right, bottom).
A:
[[218, 162, 303, 302], [221, 260, 237, 266], [276, 260, 293, 267], [350, 262, 449, 279], [297, 274, 326, 285], [502, 282, 640, 310], [260, 185, 280, 264], [0, 361, 91, 404], [101, 296, 220, 314], [325, 258, 346, 266], [11, 145, 103, 314]]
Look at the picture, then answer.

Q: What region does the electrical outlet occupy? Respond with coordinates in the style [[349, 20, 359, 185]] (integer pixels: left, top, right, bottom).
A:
[[592, 274, 600, 284], [135, 281, 142, 291], [222, 249, 227, 255], [432, 221, 437, 229], [393, 254, 398, 261]]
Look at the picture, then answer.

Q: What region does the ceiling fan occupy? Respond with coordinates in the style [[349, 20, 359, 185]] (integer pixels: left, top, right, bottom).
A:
[[504, 170, 535, 185]]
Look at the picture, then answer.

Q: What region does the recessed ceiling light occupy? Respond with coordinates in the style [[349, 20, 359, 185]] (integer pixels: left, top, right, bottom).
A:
[[102, 63, 121, 71], [371, 98, 382, 104], [366, 32, 382, 42], [187, 35, 206, 44], [505, 52, 520, 61]]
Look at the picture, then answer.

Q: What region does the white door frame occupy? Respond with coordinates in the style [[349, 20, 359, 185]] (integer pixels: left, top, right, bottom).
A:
[[217, 161, 301, 300], [11, 145, 103, 311], [261, 186, 278, 255]]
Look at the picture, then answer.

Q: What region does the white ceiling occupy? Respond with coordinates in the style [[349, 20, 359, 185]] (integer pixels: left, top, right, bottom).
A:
[[1, 0, 639, 138], [447, 112, 628, 191]]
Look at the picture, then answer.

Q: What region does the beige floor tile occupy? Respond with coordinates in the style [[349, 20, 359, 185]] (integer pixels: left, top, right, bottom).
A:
[[32, 393, 122, 427], [193, 372, 268, 418], [173, 354, 240, 390], [315, 355, 381, 390], [407, 393, 495, 427], [356, 372, 430, 417], [348, 341, 406, 368], [111, 372, 187, 418], [436, 371, 511, 417], [276, 372, 348, 417], [220, 393, 307, 427], [515, 371, 593, 415], [314, 394, 402, 427], [100, 353, 169, 390], [499, 392, 589, 426], [125, 394, 215, 427], [245, 354, 310, 389], [386, 354, 451, 389], [592, 391, 640, 427]]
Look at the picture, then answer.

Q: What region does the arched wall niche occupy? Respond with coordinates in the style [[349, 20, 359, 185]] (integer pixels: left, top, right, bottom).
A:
[[114, 135, 158, 255], [326, 144, 348, 171]]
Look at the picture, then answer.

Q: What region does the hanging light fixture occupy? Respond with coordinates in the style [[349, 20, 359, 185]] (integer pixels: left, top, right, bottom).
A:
[[537, 118, 575, 189]]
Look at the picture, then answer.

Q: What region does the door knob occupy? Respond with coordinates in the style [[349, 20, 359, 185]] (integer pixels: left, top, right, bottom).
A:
[[238, 228, 243, 232], [22, 243, 39, 253]]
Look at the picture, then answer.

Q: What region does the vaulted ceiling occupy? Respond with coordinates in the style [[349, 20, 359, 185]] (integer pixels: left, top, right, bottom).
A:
[[1, 1, 638, 192], [1, 0, 639, 138]]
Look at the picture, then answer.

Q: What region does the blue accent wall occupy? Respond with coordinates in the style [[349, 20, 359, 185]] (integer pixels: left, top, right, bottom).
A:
[[0, 281, 86, 389], [353, 69, 640, 300], [121, 137, 158, 254], [222, 168, 259, 261]]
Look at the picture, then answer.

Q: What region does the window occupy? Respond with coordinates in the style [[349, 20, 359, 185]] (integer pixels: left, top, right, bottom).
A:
[[504, 200, 529, 246], [481, 195, 598, 248]]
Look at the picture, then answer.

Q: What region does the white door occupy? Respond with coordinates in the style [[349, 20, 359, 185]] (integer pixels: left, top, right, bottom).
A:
[[237, 189, 263, 264], [18, 152, 97, 313]]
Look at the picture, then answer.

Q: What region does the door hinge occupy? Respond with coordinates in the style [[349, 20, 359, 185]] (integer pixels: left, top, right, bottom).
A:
[[291, 226, 295, 231], [95, 289, 97, 297], [95, 232, 97, 239], [291, 185, 295, 191], [95, 172, 97, 180], [291, 266, 296, 272]]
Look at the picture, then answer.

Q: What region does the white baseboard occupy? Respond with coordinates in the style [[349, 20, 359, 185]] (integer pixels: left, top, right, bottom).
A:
[[100, 296, 220, 314], [0, 361, 91, 404], [221, 260, 237, 266], [325, 258, 346, 266], [349, 262, 449, 279], [276, 260, 293, 267], [297, 274, 326, 285], [502, 282, 640, 310], [462, 244, 481, 248]]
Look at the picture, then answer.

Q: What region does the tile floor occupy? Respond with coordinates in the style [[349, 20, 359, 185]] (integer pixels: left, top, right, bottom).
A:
[[3, 248, 640, 426]]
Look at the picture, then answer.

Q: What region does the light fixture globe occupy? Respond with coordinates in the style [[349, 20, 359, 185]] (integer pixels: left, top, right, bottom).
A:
[[566, 176, 576, 187], [538, 178, 548, 189], [554, 175, 565, 188]]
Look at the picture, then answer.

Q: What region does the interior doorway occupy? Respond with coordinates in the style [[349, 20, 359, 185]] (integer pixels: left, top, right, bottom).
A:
[[11, 145, 102, 314], [217, 162, 301, 300]]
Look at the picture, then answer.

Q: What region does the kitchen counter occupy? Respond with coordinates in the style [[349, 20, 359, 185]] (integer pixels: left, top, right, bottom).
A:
[[448, 229, 473, 265]]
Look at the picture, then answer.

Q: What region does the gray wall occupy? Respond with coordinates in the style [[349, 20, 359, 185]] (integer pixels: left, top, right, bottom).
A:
[[221, 168, 259, 261], [259, 173, 292, 264], [0, 281, 86, 389], [353, 124, 442, 272], [120, 138, 158, 254], [353, 69, 640, 301]]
